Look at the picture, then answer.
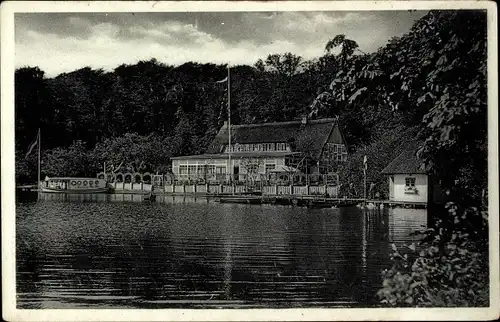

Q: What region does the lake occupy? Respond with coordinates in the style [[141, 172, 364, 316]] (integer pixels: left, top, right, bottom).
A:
[[16, 194, 426, 308]]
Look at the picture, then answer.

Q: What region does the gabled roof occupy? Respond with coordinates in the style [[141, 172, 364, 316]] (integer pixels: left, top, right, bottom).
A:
[[206, 118, 339, 159], [381, 147, 426, 175]]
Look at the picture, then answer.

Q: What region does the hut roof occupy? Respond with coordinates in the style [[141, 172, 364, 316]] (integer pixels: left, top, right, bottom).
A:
[[381, 147, 426, 175], [206, 118, 338, 159]]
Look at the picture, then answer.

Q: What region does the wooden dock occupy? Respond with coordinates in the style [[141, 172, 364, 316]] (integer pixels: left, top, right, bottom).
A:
[[213, 194, 427, 209], [18, 184, 427, 209]]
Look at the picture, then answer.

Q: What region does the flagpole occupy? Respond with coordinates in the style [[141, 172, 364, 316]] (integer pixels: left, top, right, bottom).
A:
[[363, 156, 367, 203], [227, 65, 232, 186], [37, 128, 41, 195]]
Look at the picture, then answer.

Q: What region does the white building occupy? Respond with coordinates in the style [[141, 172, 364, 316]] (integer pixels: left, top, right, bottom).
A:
[[170, 116, 348, 184], [381, 149, 430, 204]]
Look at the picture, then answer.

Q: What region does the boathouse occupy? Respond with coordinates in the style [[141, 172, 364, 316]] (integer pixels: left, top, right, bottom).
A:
[[171, 116, 348, 183], [381, 148, 430, 204]]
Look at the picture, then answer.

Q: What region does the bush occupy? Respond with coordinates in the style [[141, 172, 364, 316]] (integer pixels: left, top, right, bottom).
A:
[[377, 202, 489, 307]]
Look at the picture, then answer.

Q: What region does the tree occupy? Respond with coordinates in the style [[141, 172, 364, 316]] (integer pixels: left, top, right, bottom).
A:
[[325, 34, 360, 67], [15, 67, 51, 148], [240, 157, 264, 185]]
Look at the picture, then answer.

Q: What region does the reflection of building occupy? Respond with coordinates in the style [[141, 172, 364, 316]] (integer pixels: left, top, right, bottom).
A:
[[171, 116, 348, 183], [381, 148, 444, 204]]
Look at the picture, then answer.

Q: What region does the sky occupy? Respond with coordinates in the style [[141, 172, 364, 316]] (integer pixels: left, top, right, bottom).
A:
[[15, 11, 428, 77]]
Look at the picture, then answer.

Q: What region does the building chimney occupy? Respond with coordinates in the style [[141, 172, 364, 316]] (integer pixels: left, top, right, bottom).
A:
[[301, 114, 308, 125], [223, 121, 228, 128]]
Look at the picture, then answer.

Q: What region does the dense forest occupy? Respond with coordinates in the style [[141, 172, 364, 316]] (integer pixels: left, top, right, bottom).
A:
[[16, 10, 487, 204], [14, 10, 490, 306]]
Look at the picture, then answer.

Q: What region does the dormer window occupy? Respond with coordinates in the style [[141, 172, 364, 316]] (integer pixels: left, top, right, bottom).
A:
[[224, 142, 289, 153], [276, 143, 288, 151]]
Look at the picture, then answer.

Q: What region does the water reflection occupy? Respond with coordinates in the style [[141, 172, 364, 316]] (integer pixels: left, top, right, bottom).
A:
[[16, 195, 426, 308]]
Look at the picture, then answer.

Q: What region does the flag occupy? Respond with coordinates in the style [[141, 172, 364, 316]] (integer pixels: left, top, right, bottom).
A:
[[363, 155, 368, 171], [215, 76, 228, 83], [25, 131, 39, 159]]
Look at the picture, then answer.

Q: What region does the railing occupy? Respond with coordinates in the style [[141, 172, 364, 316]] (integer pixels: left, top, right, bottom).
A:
[[103, 172, 348, 197], [161, 173, 339, 186], [158, 183, 341, 197]]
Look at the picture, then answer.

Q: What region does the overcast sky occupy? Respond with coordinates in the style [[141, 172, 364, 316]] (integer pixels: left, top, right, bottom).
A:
[[15, 11, 428, 77]]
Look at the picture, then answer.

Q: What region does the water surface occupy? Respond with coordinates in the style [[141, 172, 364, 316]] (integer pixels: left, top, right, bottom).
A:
[[16, 194, 426, 308]]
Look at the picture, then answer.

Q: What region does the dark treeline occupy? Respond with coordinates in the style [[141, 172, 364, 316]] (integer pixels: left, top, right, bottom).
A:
[[16, 10, 487, 207]]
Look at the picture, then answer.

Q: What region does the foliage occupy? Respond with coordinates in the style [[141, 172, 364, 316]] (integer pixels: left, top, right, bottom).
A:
[[311, 10, 487, 201], [355, 10, 489, 308], [337, 125, 419, 198], [41, 140, 91, 177], [240, 157, 265, 183], [89, 133, 173, 175], [377, 203, 489, 307], [325, 34, 360, 67]]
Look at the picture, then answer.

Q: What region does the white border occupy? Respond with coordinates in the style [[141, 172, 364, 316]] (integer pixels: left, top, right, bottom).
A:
[[1, 1, 498, 321]]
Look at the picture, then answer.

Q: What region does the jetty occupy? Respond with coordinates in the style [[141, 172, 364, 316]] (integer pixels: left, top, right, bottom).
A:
[[212, 194, 426, 209]]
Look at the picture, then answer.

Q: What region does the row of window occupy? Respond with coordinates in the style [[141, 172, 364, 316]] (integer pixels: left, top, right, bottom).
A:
[[178, 165, 227, 175], [176, 163, 277, 174], [225, 143, 289, 153]]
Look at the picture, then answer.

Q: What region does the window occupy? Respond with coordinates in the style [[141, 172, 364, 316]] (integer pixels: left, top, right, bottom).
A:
[[405, 177, 418, 194], [324, 143, 348, 162], [265, 164, 276, 173], [405, 177, 416, 187], [227, 143, 286, 152], [179, 165, 188, 175], [216, 166, 226, 174], [207, 165, 215, 174], [276, 143, 287, 151], [197, 165, 206, 175], [188, 165, 196, 175]]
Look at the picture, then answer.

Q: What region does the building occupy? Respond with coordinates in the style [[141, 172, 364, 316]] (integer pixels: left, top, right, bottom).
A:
[[170, 116, 348, 184], [381, 148, 430, 204]]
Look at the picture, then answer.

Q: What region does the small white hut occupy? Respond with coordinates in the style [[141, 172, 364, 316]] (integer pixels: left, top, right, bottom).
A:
[[381, 149, 429, 204]]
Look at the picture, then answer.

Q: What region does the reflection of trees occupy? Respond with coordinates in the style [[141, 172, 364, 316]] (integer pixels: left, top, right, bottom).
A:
[[282, 208, 394, 305], [16, 245, 44, 305]]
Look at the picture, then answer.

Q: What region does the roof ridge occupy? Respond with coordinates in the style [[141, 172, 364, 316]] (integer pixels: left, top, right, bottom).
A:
[[230, 118, 336, 129]]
